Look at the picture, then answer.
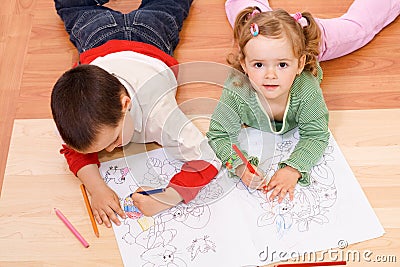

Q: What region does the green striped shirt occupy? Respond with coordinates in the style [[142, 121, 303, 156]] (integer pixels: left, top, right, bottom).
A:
[[206, 64, 329, 186]]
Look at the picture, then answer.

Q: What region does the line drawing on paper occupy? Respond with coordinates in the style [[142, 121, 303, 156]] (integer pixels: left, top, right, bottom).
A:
[[98, 128, 384, 267], [123, 214, 187, 266], [104, 165, 130, 184], [196, 179, 225, 203], [140, 243, 186, 267], [142, 157, 183, 186], [120, 199, 213, 266], [100, 154, 222, 265], [256, 133, 338, 238], [187, 235, 216, 261]]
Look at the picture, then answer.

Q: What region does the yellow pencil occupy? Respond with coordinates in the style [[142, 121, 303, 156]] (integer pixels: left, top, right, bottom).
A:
[[80, 184, 99, 238]]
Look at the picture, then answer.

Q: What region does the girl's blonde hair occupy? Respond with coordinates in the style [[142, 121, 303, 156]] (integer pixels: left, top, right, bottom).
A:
[[228, 7, 321, 76]]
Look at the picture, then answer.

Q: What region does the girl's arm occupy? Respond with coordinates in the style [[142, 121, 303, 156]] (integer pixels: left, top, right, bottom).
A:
[[267, 81, 329, 201], [207, 86, 258, 176], [279, 86, 330, 186]]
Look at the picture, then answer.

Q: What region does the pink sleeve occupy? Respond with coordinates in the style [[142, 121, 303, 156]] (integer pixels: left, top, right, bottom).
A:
[[167, 160, 218, 203], [60, 144, 100, 176]]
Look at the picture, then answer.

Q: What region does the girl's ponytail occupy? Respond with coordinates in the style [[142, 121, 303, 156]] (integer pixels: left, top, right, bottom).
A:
[[300, 12, 321, 76], [232, 6, 261, 42]]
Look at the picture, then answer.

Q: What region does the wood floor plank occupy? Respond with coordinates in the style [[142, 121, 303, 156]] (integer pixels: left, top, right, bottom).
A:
[[0, 14, 33, 194], [0, 2, 15, 15]]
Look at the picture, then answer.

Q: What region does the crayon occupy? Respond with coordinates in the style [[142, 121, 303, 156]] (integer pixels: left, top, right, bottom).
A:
[[54, 208, 89, 248], [80, 184, 99, 238]]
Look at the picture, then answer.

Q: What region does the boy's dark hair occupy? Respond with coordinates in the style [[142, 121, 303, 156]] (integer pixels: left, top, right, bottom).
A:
[[51, 64, 126, 151]]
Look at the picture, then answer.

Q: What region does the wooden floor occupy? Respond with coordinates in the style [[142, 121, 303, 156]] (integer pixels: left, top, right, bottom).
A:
[[0, 0, 399, 194], [0, 1, 399, 266]]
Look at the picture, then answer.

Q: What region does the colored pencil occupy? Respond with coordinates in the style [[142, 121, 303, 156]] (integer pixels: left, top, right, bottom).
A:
[[274, 261, 347, 267], [232, 144, 271, 191], [232, 144, 259, 175], [131, 188, 166, 197], [54, 208, 90, 248], [80, 184, 99, 238]]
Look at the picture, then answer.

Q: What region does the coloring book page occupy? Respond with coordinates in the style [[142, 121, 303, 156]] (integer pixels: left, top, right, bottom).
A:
[[99, 128, 384, 266]]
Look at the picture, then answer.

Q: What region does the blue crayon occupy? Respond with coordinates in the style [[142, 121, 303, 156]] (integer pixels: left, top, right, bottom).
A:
[[130, 188, 166, 197]]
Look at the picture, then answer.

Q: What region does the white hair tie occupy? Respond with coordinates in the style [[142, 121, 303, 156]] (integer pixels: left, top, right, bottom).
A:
[[292, 12, 308, 28]]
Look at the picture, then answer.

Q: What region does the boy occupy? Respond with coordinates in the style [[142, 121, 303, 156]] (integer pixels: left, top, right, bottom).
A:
[[51, 0, 221, 228]]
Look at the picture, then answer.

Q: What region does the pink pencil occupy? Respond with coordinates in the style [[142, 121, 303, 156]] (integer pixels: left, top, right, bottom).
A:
[[54, 208, 90, 248]]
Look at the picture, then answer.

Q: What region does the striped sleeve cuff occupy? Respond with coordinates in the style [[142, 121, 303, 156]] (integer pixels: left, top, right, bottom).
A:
[[226, 154, 259, 178], [278, 161, 310, 186]]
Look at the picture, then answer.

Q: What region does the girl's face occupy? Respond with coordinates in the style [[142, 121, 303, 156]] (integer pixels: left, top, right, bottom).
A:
[[82, 96, 135, 154], [240, 35, 305, 104]]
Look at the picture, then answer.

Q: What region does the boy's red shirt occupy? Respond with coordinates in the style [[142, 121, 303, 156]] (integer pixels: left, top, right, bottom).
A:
[[60, 40, 218, 203]]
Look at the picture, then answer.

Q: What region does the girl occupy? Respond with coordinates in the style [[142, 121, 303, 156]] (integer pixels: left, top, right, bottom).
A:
[[208, 0, 399, 203], [207, 7, 329, 203]]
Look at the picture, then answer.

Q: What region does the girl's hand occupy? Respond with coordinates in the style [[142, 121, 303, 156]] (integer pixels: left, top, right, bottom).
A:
[[235, 164, 266, 189], [90, 184, 126, 228], [265, 165, 301, 203], [131, 186, 183, 217]]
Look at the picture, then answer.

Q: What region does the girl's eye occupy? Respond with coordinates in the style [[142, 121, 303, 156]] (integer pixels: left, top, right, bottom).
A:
[[278, 62, 288, 68], [254, 62, 263, 68]]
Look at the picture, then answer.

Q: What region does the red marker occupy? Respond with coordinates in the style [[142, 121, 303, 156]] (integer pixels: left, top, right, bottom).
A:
[[232, 144, 269, 191], [232, 144, 259, 175]]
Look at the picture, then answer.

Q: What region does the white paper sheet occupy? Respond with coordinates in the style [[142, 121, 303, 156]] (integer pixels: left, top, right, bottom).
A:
[[99, 128, 384, 267]]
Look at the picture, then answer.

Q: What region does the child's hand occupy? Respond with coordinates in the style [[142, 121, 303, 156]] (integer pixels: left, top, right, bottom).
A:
[[235, 164, 265, 189], [131, 186, 183, 217], [265, 165, 301, 203], [90, 184, 126, 228]]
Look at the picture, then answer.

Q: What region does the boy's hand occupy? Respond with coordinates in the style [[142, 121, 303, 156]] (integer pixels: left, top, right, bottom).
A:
[[131, 186, 183, 217], [235, 164, 266, 189], [90, 184, 126, 228], [265, 165, 301, 203]]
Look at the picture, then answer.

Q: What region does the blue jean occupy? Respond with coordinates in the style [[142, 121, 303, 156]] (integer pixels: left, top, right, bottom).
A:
[[54, 0, 193, 55]]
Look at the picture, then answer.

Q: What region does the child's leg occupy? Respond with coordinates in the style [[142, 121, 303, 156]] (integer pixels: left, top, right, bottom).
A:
[[137, 0, 193, 32], [316, 0, 400, 61], [54, 0, 121, 53], [126, 0, 193, 55], [225, 0, 272, 28], [54, 0, 109, 10]]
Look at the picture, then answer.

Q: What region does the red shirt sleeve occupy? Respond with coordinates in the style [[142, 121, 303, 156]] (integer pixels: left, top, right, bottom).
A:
[[167, 160, 218, 203], [60, 144, 100, 176]]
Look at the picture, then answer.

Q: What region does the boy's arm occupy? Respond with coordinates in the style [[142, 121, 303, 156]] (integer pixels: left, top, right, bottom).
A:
[[167, 159, 219, 203], [160, 116, 221, 203], [60, 145, 125, 227], [144, 93, 225, 203], [130, 186, 183, 217], [60, 144, 100, 176], [76, 164, 126, 227]]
